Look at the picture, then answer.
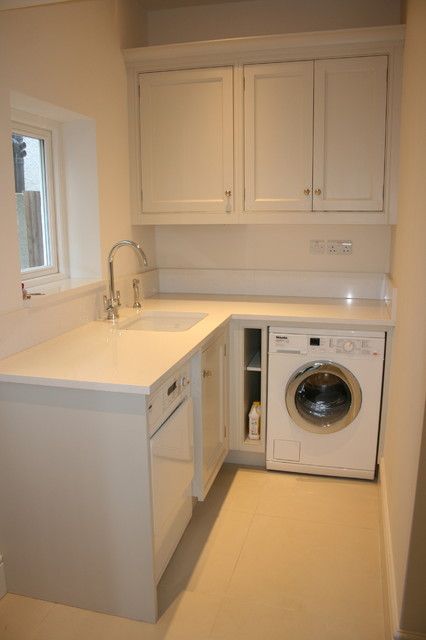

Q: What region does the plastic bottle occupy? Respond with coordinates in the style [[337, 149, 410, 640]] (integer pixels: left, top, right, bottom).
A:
[[248, 401, 261, 440]]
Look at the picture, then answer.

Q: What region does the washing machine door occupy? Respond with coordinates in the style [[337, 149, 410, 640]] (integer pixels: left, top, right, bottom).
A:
[[285, 361, 362, 434]]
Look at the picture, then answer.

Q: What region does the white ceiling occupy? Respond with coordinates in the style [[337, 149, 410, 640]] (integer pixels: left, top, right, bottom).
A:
[[0, 0, 69, 9], [0, 0, 248, 9], [139, 0, 247, 9]]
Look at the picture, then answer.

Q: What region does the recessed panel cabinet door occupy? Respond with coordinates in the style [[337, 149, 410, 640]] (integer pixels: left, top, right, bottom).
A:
[[201, 332, 228, 488], [244, 61, 314, 211], [139, 67, 234, 214], [313, 56, 388, 211]]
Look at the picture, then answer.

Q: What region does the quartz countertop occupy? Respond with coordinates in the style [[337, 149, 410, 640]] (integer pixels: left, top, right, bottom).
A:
[[0, 294, 393, 395]]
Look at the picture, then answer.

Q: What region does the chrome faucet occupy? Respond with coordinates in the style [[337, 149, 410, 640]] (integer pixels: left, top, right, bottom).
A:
[[132, 278, 142, 309], [104, 240, 148, 320]]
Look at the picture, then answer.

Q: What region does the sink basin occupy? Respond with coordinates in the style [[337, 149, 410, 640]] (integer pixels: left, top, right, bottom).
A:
[[121, 311, 208, 332]]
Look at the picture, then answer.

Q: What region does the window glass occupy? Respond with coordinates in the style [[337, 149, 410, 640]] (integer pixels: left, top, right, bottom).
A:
[[12, 128, 57, 278]]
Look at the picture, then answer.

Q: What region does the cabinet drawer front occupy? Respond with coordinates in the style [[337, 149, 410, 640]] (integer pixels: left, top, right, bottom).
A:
[[244, 61, 314, 212], [140, 67, 234, 214], [313, 56, 388, 212]]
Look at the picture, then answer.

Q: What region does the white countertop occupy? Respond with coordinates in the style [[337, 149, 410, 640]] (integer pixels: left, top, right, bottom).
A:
[[0, 294, 393, 395]]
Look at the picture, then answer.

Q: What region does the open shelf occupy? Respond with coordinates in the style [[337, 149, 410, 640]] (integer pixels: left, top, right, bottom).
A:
[[246, 351, 261, 372], [243, 328, 262, 444]]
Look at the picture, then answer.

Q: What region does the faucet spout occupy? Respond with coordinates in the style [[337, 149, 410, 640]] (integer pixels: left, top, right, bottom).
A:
[[105, 240, 148, 320]]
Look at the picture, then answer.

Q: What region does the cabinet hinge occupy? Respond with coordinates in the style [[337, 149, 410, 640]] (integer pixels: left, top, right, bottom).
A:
[[243, 76, 245, 90], [224, 344, 227, 357], [140, 189, 143, 205], [138, 83, 141, 99]]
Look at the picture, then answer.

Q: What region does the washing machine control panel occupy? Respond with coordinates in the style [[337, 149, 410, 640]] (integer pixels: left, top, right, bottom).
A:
[[269, 331, 385, 357]]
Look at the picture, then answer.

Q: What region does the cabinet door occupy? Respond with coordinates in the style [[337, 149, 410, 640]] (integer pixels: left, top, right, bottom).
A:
[[244, 61, 314, 211], [313, 56, 388, 211], [201, 332, 228, 488], [139, 67, 234, 214]]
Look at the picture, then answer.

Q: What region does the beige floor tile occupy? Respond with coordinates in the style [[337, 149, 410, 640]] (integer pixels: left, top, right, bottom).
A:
[[209, 596, 309, 640], [32, 603, 152, 640], [32, 591, 222, 640], [0, 466, 386, 640], [0, 593, 54, 640], [203, 465, 268, 515], [210, 594, 385, 640], [154, 590, 222, 640], [257, 471, 380, 529], [158, 504, 253, 612], [226, 513, 384, 638]]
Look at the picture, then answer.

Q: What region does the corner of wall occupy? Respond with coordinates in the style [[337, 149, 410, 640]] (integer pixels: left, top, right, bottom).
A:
[[0, 554, 7, 599], [379, 457, 402, 639]]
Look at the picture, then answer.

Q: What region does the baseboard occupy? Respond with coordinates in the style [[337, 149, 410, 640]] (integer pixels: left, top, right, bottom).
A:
[[0, 556, 6, 599], [395, 631, 426, 640], [379, 458, 402, 640]]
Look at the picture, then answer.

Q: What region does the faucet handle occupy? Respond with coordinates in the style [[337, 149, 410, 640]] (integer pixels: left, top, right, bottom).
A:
[[132, 278, 142, 309]]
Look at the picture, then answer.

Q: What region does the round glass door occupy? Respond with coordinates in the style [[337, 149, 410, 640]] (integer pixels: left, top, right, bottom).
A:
[[285, 361, 362, 434]]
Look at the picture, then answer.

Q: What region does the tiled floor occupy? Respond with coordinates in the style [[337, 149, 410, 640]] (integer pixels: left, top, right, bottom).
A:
[[0, 464, 386, 639]]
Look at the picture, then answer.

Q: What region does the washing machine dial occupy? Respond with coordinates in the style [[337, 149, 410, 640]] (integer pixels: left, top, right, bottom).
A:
[[343, 340, 355, 352]]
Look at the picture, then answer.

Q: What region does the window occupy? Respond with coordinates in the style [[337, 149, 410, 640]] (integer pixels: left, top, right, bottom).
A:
[[12, 122, 60, 281]]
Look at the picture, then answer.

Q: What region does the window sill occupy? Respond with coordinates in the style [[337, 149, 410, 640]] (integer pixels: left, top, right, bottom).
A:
[[24, 278, 104, 308]]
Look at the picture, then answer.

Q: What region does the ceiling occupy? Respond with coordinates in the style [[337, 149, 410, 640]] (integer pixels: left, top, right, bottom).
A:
[[0, 0, 69, 9], [139, 0, 248, 9], [0, 0, 250, 11]]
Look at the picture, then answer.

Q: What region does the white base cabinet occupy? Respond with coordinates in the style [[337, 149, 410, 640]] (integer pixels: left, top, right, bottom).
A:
[[192, 328, 229, 500], [0, 383, 159, 623]]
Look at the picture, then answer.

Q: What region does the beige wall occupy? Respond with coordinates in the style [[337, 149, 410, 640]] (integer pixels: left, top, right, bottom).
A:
[[148, 0, 399, 277], [155, 225, 391, 273], [146, 0, 402, 45], [382, 0, 426, 634], [400, 404, 426, 633], [0, 0, 154, 315]]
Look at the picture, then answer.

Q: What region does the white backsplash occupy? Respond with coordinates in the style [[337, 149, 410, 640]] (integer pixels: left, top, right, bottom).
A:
[[0, 268, 391, 360], [157, 268, 389, 300]]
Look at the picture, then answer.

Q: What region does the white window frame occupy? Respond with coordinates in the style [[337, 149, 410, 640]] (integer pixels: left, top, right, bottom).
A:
[[12, 111, 68, 286]]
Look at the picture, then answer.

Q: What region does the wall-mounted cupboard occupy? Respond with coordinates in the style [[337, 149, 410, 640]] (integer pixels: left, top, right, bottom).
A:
[[125, 26, 403, 225], [245, 56, 388, 213]]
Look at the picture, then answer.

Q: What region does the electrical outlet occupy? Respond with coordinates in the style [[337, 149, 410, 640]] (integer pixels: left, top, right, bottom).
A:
[[326, 240, 353, 255], [310, 240, 325, 254]]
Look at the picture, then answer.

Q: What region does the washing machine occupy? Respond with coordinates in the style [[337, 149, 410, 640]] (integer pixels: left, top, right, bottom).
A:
[[266, 328, 385, 479]]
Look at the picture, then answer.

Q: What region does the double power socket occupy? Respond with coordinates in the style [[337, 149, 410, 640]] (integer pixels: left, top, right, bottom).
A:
[[310, 239, 353, 255]]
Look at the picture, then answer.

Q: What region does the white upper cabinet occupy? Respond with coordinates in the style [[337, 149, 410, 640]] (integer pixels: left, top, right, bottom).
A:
[[244, 62, 314, 211], [243, 56, 388, 214], [139, 67, 234, 215], [125, 26, 403, 224], [313, 56, 388, 212]]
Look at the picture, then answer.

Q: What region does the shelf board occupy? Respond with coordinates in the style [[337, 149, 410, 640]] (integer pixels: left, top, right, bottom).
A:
[[246, 351, 261, 372]]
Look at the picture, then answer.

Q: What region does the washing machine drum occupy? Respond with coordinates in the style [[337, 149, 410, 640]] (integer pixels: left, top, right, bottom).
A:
[[285, 361, 362, 434]]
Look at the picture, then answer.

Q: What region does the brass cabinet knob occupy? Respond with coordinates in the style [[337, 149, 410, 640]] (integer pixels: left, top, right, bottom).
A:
[[314, 188, 322, 196], [202, 369, 212, 378], [304, 187, 311, 196], [225, 189, 232, 197]]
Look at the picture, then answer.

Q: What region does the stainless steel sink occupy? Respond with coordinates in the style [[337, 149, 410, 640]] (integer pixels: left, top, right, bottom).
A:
[[121, 311, 208, 332]]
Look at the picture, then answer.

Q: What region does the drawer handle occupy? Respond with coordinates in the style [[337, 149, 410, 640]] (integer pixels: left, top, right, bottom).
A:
[[202, 369, 212, 378]]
